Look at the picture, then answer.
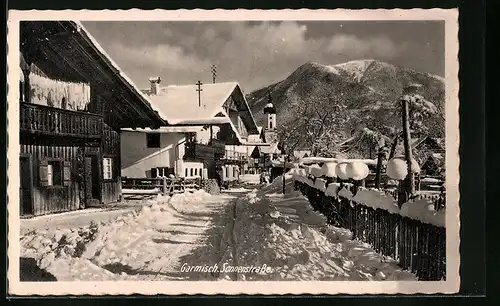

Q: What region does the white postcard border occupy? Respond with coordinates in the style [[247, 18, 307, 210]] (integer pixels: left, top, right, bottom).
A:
[[7, 8, 460, 295]]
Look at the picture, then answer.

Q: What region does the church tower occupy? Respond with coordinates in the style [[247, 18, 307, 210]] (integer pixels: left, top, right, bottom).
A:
[[263, 93, 277, 130]]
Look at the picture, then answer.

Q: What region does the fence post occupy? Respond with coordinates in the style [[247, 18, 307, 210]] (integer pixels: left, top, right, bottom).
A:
[[162, 177, 167, 195]]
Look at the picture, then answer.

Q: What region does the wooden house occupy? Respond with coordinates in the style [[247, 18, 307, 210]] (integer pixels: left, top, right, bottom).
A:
[[411, 135, 445, 164], [121, 80, 269, 183], [19, 21, 165, 217]]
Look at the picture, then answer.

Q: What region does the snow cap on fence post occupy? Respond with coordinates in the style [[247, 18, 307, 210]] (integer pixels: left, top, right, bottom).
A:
[[322, 162, 338, 178], [304, 165, 311, 175], [387, 156, 420, 180], [310, 164, 322, 178], [346, 161, 369, 180], [336, 162, 350, 180]]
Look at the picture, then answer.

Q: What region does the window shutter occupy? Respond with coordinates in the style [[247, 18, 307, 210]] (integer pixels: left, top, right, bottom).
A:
[[63, 161, 71, 186], [151, 168, 158, 178], [39, 159, 49, 186]]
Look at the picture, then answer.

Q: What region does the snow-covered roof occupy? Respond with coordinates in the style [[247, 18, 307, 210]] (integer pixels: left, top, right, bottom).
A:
[[74, 21, 168, 123], [169, 117, 231, 126], [265, 103, 274, 108], [261, 142, 281, 154], [122, 126, 203, 133], [143, 82, 244, 124]]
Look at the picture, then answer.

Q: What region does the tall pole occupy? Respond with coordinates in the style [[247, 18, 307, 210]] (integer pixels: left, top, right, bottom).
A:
[[375, 139, 385, 189], [282, 143, 286, 194], [401, 95, 415, 197], [211, 65, 217, 84], [196, 80, 203, 107]]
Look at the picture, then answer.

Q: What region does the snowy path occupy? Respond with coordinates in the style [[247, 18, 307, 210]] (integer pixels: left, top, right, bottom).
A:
[[20, 179, 416, 282], [20, 191, 244, 281], [213, 177, 417, 281], [20, 200, 150, 235]]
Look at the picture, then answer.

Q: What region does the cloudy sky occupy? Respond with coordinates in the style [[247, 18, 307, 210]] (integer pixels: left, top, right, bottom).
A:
[[83, 21, 444, 92]]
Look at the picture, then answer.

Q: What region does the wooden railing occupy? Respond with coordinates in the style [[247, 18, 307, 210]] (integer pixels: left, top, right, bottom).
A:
[[294, 180, 446, 281], [122, 177, 201, 195], [20, 102, 103, 138], [209, 138, 226, 154], [185, 142, 216, 161], [224, 150, 247, 161]]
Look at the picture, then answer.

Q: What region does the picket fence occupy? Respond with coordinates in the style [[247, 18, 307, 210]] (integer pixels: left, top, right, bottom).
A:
[[294, 180, 446, 281]]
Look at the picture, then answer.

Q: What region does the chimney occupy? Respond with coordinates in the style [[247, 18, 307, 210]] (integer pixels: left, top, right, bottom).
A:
[[149, 77, 161, 95]]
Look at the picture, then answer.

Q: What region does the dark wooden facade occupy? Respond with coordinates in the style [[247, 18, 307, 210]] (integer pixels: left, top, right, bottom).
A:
[[20, 103, 122, 216], [19, 21, 164, 217]]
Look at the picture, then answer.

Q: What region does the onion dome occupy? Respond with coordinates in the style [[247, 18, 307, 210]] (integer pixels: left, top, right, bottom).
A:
[[264, 93, 276, 114]]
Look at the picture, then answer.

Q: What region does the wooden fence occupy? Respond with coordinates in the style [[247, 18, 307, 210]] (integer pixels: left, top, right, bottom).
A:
[[294, 180, 446, 281], [122, 177, 201, 196]]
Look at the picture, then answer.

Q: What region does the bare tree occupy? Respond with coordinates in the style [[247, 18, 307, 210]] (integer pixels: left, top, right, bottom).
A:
[[278, 90, 348, 157]]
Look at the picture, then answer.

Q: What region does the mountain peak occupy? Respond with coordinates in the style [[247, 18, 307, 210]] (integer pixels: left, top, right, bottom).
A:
[[246, 59, 446, 155]]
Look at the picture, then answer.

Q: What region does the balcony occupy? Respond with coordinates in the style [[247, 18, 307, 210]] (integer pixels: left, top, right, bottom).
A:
[[222, 150, 247, 164], [208, 138, 226, 155], [20, 102, 103, 138], [184, 142, 216, 161]]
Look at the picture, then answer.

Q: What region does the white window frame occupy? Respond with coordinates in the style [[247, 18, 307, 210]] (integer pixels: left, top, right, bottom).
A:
[[47, 164, 54, 186], [103, 157, 113, 180]]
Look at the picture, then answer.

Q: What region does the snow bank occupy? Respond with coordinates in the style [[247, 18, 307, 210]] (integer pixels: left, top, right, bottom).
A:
[[21, 189, 225, 281], [352, 189, 400, 214], [122, 188, 161, 194], [238, 174, 261, 185], [302, 157, 379, 166], [217, 180, 416, 281], [400, 199, 446, 227]]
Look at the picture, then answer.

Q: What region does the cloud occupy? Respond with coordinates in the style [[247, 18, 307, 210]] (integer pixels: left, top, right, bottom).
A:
[[326, 34, 410, 58], [106, 42, 210, 72], [91, 21, 412, 91]]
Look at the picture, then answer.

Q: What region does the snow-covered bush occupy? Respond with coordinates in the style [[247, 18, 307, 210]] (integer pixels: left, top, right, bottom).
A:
[[321, 162, 337, 178], [345, 162, 369, 180], [336, 163, 350, 180], [387, 156, 420, 180]]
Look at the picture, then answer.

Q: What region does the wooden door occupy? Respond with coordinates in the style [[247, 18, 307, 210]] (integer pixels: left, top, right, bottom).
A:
[[19, 154, 33, 216], [84, 155, 101, 207]]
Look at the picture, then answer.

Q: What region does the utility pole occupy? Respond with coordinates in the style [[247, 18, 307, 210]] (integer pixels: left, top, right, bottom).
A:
[[211, 65, 217, 84], [196, 80, 203, 107], [401, 95, 415, 198], [374, 138, 386, 189]]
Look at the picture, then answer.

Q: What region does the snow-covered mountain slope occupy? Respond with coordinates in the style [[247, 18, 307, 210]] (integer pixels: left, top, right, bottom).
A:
[[246, 60, 445, 154]]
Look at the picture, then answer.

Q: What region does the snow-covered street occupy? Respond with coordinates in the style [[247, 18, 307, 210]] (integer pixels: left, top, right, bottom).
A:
[[20, 176, 416, 282]]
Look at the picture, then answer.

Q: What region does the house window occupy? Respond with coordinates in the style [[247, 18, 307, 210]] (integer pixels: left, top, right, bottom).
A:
[[103, 158, 113, 180], [151, 167, 171, 178], [190, 168, 194, 177], [199, 168, 203, 178], [47, 164, 53, 186], [146, 133, 161, 148], [40, 159, 66, 187], [194, 168, 198, 176], [185, 168, 188, 177], [269, 120, 273, 130]]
